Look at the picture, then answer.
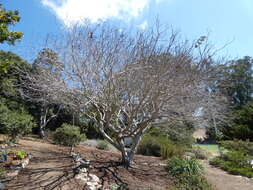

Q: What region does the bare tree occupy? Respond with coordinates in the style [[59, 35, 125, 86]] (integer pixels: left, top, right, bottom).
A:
[[20, 48, 64, 138], [22, 23, 228, 167]]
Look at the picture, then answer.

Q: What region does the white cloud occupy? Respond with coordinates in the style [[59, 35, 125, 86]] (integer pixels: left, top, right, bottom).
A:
[[41, 0, 165, 27], [138, 20, 148, 30]]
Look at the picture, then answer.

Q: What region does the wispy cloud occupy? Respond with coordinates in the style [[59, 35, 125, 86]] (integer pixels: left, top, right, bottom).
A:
[[138, 20, 148, 30], [41, 0, 165, 27]]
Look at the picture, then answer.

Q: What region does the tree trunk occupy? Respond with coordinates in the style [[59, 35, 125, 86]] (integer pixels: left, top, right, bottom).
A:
[[39, 125, 46, 138], [121, 150, 133, 168]]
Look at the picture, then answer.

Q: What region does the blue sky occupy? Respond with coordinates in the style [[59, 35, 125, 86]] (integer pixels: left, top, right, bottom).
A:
[[2, 0, 253, 61]]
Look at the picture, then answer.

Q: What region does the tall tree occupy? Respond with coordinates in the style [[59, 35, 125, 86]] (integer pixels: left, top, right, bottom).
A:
[[227, 56, 253, 107], [23, 24, 227, 167], [21, 48, 63, 138], [0, 4, 22, 45], [0, 4, 23, 75]]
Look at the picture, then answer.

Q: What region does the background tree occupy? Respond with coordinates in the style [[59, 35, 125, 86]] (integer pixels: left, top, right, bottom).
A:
[[23, 23, 227, 167], [0, 4, 22, 45], [0, 3, 23, 74], [21, 48, 64, 138], [226, 56, 253, 108]]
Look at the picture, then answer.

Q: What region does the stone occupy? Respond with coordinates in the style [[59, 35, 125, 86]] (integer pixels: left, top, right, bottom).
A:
[[89, 174, 100, 182], [75, 173, 88, 182], [0, 182, 5, 190]]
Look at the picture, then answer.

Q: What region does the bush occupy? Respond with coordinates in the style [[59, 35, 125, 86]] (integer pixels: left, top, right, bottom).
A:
[[137, 134, 186, 158], [160, 143, 185, 159], [218, 140, 253, 155], [0, 167, 5, 179], [9, 150, 27, 160], [137, 134, 163, 157], [210, 150, 253, 178], [166, 157, 203, 177], [0, 101, 35, 143], [210, 140, 253, 178], [151, 121, 195, 147], [166, 157, 212, 190], [96, 140, 108, 150], [190, 146, 209, 160], [53, 124, 86, 146]]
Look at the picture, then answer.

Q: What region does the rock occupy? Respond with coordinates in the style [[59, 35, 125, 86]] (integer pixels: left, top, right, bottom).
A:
[[21, 157, 30, 168], [89, 174, 100, 182], [75, 173, 88, 182], [0, 182, 5, 190]]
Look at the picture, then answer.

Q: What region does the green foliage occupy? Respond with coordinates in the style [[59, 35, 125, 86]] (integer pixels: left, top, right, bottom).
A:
[[160, 143, 185, 159], [0, 4, 22, 45], [190, 146, 209, 160], [222, 56, 253, 107], [0, 51, 30, 95], [152, 121, 195, 147], [210, 151, 253, 178], [137, 131, 187, 158], [53, 123, 86, 147], [9, 150, 27, 160], [0, 167, 5, 179], [222, 101, 253, 141], [137, 134, 164, 157], [218, 140, 253, 155], [166, 157, 212, 190], [96, 140, 109, 150], [167, 157, 203, 177], [0, 98, 35, 142], [210, 140, 253, 178]]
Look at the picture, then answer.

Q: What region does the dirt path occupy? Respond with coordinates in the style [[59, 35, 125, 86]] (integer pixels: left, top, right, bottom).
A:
[[5, 139, 79, 190], [201, 160, 253, 190]]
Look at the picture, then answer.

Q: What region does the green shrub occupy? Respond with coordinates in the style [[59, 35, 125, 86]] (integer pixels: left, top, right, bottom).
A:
[[209, 140, 253, 178], [150, 122, 195, 147], [0, 100, 35, 143], [190, 146, 209, 160], [0, 167, 5, 179], [218, 140, 253, 155], [160, 143, 185, 159], [137, 134, 163, 157], [137, 134, 186, 158], [166, 157, 203, 177], [9, 150, 27, 160], [96, 140, 109, 150], [166, 157, 212, 190], [53, 124, 86, 146], [210, 150, 253, 178]]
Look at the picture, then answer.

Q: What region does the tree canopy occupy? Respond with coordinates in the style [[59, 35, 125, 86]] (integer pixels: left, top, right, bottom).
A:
[[0, 4, 22, 45]]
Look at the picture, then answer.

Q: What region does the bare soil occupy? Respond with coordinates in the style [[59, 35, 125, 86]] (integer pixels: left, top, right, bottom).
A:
[[3, 137, 253, 190], [4, 138, 174, 190]]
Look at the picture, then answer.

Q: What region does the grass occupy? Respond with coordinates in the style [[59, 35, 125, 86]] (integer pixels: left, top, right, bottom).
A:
[[194, 144, 220, 155]]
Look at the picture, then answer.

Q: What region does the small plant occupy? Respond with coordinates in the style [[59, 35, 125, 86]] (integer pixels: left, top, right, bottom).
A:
[[109, 183, 128, 190], [96, 140, 109, 150], [167, 157, 203, 177], [166, 157, 212, 190], [53, 124, 86, 147], [110, 183, 120, 190], [9, 150, 27, 160]]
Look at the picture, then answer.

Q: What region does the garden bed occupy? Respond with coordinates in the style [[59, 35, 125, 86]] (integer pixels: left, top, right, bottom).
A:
[[0, 148, 32, 188]]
